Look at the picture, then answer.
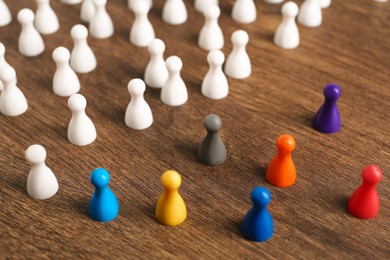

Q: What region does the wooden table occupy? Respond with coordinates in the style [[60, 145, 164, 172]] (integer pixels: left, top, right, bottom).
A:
[[1, 0, 389, 258]]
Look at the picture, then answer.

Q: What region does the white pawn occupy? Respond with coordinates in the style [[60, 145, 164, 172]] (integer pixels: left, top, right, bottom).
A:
[[0, 65, 28, 116], [67, 94, 97, 146], [128, 0, 152, 10], [319, 0, 331, 8], [224, 30, 251, 79], [81, 0, 95, 22], [89, 0, 114, 39], [144, 39, 168, 88], [61, 0, 83, 4], [34, 0, 59, 34], [70, 24, 97, 73], [194, 0, 218, 12], [162, 0, 187, 25], [161, 56, 188, 106], [26, 144, 59, 200], [232, 0, 257, 24], [201, 50, 228, 100], [298, 0, 322, 28], [125, 79, 153, 130], [0, 42, 9, 91], [263, 0, 284, 3], [274, 1, 299, 49], [0, 0, 12, 26], [130, 0, 155, 47], [198, 5, 224, 51], [17, 9, 45, 57], [52, 47, 80, 97]]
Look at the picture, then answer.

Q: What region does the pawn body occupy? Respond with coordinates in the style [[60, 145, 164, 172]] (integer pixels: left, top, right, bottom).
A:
[[61, 0, 82, 4], [144, 39, 168, 88], [89, 0, 114, 39], [156, 170, 187, 226], [263, 0, 284, 3], [81, 0, 95, 22], [70, 24, 97, 73], [0, 0, 12, 26], [0, 42, 9, 91], [298, 0, 322, 27], [52, 47, 80, 97], [274, 1, 300, 49], [162, 0, 187, 25], [35, 0, 59, 34], [348, 165, 382, 219], [161, 56, 188, 106], [198, 114, 227, 165], [225, 30, 251, 79], [88, 168, 119, 222], [17, 9, 45, 57], [130, 0, 155, 47], [198, 5, 224, 51], [195, 0, 218, 12], [313, 84, 341, 134], [319, 0, 331, 8], [128, 0, 153, 10], [67, 94, 97, 146], [266, 134, 296, 188], [26, 144, 58, 200], [201, 50, 228, 100], [232, 0, 257, 24], [125, 79, 153, 130], [241, 187, 274, 242]]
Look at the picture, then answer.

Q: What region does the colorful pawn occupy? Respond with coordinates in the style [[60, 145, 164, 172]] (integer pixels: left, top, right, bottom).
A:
[[348, 165, 382, 219], [241, 186, 274, 242], [88, 168, 119, 222], [313, 84, 341, 134], [156, 170, 187, 226], [265, 134, 296, 188]]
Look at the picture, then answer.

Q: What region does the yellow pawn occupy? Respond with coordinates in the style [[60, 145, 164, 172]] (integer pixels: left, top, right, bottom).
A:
[[155, 170, 187, 226]]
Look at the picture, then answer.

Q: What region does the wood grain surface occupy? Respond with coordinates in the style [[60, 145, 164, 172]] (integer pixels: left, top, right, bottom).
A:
[[1, 0, 389, 258]]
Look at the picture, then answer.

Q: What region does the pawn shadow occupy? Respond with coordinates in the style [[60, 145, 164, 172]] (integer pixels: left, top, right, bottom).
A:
[[174, 140, 198, 163], [7, 176, 27, 196], [73, 197, 90, 217]]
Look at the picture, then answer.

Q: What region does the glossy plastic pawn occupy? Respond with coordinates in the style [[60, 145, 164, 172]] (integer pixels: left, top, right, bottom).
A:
[[198, 5, 224, 51], [81, 0, 95, 22], [313, 84, 341, 134], [298, 0, 322, 28], [144, 39, 168, 88], [128, 0, 152, 10], [52, 47, 80, 97], [225, 30, 251, 79], [162, 0, 187, 25], [201, 50, 228, 100], [198, 114, 227, 166], [17, 9, 45, 57], [161, 56, 188, 106], [194, 0, 218, 12], [232, 0, 257, 24], [0, 0, 12, 27], [130, 0, 155, 47], [34, 0, 59, 35], [274, 1, 300, 49], [88, 168, 119, 222], [70, 24, 97, 73], [241, 187, 274, 242], [89, 0, 114, 39]]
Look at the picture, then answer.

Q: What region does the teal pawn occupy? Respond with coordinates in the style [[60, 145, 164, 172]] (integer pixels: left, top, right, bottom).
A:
[[88, 168, 119, 222]]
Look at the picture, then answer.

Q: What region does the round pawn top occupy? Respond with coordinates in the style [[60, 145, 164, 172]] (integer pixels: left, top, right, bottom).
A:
[[276, 134, 296, 153], [148, 39, 165, 55], [133, 0, 149, 14], [282, 1, 299, 17], [26, 144, 47, 164], [323, 84, 341, 99], [71, 24, 88, 40], [91, 168, 110, 187], [166, 56, 183, 72], [208, 50, 225, 66], [128, 78, 146, 95], [204, 114, 222, 132], [0, 65, 16, 83], [68, 94, 87, 111], [93, 0, 106, 6], [52, 47, 70, 62], [232, 30, 249, 46], [17, 8, 35, 24], [0, 42, 5, 55], [362, 165, 382, 184], [161, 170, 182, 190], [251, 186, 271, 207], [204, 4, 220, 18]]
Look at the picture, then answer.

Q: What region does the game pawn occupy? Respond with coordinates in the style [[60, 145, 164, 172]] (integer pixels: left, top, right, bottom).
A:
[[241, 186, 274, 242], [156, 170, 187, 226], [88, 168, 119, 222], [265, 134, 296, 188], [0, 0, 12, 27], [313, 84, 341, 134], [347, 165, 382, 219], [198, 114, 227, 166]]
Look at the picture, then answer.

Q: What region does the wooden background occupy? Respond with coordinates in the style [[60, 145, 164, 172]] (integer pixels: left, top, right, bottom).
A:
[[1, 0, 389, 258]]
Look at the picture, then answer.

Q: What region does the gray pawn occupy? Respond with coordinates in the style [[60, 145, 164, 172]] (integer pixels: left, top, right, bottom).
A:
[[198, 114, 227, 166]]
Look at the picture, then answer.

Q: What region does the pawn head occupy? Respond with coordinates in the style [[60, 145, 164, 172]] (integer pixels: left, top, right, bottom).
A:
[[26, 144, 47, 164], [204, 4, 220, 19], [93, 0, 107, 7], [161, 170, 182, 190], [71, 24, 88, 40], [52, 47, 70, 63], [128, 78, 146, 95], [323, 84, 341, 100], [0, 42, 5, 56], [251, 186, 271, 207], [148, 39, 165, 55], [166, 56, 182, 72], [276, 134, 296, 154], [232, 30, 249, 46], [204, 114, 222, 132], [282, 1, 299, 17], [17, 9, 35, 24], [132, 0, 149, 14], [0, 65, 16, 83], [207, 50, 225, 66], [362, 165, 382, 184], [91, 168, 110, 187], [68, 94, 87, 111]]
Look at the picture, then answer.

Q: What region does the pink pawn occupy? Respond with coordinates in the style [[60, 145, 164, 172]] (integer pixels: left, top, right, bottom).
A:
[[347, 165, 382, 219]]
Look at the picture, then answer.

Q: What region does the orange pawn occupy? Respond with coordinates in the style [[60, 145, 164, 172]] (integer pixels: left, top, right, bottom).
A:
[[265, 134, 296, 188]]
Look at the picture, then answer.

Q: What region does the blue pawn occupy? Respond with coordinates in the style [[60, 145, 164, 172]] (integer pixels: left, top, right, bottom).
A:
[[88, 168, 119, 222], [241, 187, 274, 242], [313, 84, 341, 134]]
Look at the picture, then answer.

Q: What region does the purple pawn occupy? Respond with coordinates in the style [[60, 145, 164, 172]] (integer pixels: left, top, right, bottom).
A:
[[313, 84, 341, 134]]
